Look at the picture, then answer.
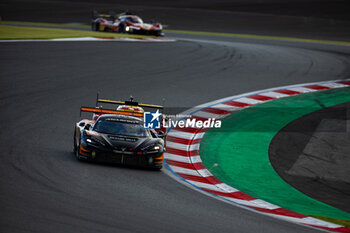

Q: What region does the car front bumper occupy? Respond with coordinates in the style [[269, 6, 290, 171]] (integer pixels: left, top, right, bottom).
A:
[[79, 145, 163, 168]]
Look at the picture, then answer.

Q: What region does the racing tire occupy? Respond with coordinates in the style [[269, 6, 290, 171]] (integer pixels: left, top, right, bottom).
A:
[[152, 167, 162, 171], [75, 142, 84, 161], [118, 23, 126, 33], [92, 22, 100, 32], [73, 131, 77, 153]]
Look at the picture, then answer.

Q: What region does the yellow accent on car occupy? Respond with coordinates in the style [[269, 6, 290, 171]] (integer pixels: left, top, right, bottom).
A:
[[98, 98, 163, 109], [117, 105, 144, 114]]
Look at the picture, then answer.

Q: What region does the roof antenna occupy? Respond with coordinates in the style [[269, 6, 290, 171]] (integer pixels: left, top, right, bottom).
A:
[[96, 92, 100, 107]]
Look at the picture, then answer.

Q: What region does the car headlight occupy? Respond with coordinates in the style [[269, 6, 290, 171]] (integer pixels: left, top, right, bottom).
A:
[[153, 144, 163, 151], [86, 137, 105, 147], [141, 144, 162, 151]]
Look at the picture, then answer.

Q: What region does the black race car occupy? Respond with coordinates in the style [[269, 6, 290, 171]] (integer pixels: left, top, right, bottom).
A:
[[73, 97, 166, 169]]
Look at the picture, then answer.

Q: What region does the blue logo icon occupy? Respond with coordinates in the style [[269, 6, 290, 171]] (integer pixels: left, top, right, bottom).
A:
[[144, 110, 161, 129]]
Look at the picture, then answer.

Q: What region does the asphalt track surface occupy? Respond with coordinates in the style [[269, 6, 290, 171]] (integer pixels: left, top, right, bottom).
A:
[[270, 101, 350, 213], [1, 31, 350, 233]]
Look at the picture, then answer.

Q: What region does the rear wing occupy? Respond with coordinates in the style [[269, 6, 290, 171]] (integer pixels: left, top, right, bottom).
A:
[[92, 10, 133, 20], [79, 94, 164, 119], [80, 106, 143, 118], [96, 93, 164, 111], [92, 10, 117, 20]]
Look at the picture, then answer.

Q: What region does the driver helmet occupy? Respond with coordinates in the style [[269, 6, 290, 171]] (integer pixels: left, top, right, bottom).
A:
[[117, 105, 144, 114]]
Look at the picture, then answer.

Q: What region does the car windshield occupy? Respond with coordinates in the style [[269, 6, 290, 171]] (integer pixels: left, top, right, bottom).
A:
[[93, 118, 149, 137], [123, 16, 143, 24]]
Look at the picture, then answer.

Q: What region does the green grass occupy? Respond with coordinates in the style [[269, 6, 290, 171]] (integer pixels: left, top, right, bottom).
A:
[[0, 25, 152, 40], [3, 20, 90, 29], [310, 215, 350, 228], [164, 29, 350, 46]]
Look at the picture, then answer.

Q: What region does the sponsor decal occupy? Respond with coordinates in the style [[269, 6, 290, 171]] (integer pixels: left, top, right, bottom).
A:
[[105, 118, 140, 124], [144, 110, 162, 129], [163, 118, 221, 128], [108, 136, 138, 142], [144, 111, 221, 129]]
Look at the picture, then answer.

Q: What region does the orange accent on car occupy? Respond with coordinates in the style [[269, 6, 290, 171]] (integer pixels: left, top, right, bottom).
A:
[[80, 145, 90, 152], [154, 154, 164, 163], [86, 131, 101, 136], [79, 151, 90, 157], [81, 106, 143, 118]]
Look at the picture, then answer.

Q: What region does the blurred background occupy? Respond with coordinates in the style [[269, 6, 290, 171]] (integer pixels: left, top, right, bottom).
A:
[[1, 0, 350, 39]]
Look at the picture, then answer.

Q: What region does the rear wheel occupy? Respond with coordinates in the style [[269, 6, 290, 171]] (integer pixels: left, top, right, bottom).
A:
[[92, 22, 100, 31]]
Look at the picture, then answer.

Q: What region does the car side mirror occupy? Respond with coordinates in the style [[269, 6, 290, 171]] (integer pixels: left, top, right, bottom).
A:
[[157, 130, 165, 139], [84, 124, 91, 130]]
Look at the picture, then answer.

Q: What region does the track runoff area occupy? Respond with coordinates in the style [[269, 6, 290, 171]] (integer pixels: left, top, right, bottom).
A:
[[163, 80, 350, 233]]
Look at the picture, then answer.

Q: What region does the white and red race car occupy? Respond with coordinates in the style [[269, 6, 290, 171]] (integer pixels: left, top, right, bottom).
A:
[[92, 11, 164, 36]]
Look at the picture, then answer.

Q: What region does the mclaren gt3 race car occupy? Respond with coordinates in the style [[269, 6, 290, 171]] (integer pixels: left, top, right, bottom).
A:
[[74, 97, 166, 169], [91, 10, 164, 36]]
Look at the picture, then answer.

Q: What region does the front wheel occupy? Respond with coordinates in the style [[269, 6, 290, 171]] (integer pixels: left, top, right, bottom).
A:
[[118, 23, 125, 33], [75, 142, 84, 161], [73, 131, 77, 153], [151, 166, 162, 171]]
